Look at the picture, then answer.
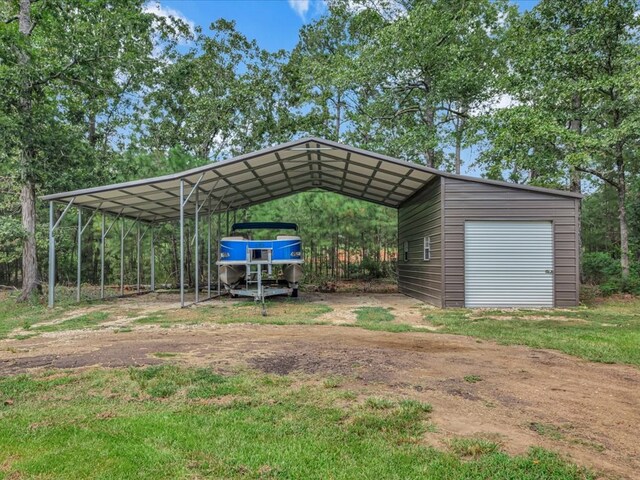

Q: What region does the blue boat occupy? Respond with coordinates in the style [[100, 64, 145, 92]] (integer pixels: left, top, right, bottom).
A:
[[217, 222, 304, 301]]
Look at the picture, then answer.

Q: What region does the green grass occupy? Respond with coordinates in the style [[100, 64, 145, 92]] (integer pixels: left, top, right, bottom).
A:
[[448, 437, 501, 458], [464, 375, 482, 383], [355, 306, 395, 323], [32, 311, 110, 332], [0, 293, 111, 339], [425, 297, 640, 366], [529, 422, 606, 453], [135, 300, 332, 327], [152, 352, 178, 358], [13, 333, 40, 341], [0, 293, 60, 339], [0, 366, 592, 479]]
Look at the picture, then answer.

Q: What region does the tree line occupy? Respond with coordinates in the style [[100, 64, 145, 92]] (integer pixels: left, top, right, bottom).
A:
[[1, 0, 638, 298]]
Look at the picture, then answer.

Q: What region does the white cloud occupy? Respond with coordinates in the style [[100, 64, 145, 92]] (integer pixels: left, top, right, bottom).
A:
[[143, 2, 196, 33], [469, 93, 519, 116], [288, 0, 311, 19], [339, 0, 407, 21]]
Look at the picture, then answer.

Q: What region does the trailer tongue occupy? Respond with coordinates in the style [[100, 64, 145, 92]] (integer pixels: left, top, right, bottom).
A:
[[217, 222, 304, 315]]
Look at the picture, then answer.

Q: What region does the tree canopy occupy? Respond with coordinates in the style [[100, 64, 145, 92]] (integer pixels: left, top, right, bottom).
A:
[[0, 0, 639, 296]]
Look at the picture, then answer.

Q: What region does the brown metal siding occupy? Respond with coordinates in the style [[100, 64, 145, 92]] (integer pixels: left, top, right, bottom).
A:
[[443, 178, 579, 307], [398, 178, 443, 307]]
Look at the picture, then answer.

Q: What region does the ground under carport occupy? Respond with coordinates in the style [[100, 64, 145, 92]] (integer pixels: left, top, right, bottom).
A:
[[1, 294, 638, 479]]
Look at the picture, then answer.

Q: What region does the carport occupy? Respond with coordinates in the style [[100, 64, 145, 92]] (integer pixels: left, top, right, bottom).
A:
[[42, 136, 582, 309]]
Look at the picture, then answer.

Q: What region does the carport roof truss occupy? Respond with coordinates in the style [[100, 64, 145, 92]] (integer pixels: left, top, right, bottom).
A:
[[42, 136, 581, 223]]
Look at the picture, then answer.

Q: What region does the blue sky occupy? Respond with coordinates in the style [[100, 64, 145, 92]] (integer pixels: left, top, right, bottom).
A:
[[158, 0, 327, 52], [155, 0, 538, 52]]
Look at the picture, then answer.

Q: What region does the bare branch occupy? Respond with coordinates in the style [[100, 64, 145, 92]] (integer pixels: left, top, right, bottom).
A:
[[575, 166, 619, 189]]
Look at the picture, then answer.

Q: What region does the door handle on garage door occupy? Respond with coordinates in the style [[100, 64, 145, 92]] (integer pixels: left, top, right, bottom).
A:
[[545, 270, 553, 274]]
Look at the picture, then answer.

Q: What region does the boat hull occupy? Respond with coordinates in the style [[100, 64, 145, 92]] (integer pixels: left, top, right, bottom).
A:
[[219, 265, 245, 288], [283, 264, 303, 287]]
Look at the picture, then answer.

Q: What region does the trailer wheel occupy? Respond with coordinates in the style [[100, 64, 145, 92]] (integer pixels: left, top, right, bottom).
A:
[[291, 288, 298, 298]]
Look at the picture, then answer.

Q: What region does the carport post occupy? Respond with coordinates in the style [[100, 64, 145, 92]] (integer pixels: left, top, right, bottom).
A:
[[120, 217, 125, 296], [207, 197, 211, 299], [136, 221, 141, 294], [195, 188, 199, 303], [100, 213, 105, 299], [48, 202, 55, 308], [150, 227, 155, 292], [217, 212, 221, 296], [179, 179, 185, 307], [76, 208, 82, 303]]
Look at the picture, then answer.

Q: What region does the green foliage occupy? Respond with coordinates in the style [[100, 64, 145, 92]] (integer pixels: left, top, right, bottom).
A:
[[582, 252, 621, 285], [345, 0, 512, 168], [582, 252, 640, 295], [1, 0, 637, 294], [244, 191, 398, 281]]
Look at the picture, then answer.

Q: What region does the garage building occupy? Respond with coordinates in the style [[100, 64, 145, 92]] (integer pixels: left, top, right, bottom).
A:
[[43, 137, 581, 308]]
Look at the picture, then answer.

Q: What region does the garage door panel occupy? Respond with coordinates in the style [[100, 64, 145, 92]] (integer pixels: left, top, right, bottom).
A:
[[465, 221, 553, 307]]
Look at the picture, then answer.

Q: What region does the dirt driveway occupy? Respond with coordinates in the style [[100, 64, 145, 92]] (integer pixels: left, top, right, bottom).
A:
[[1, 293, 639, 479]]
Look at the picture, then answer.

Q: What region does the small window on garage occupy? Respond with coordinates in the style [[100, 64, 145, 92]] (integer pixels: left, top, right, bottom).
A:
[[403, 241, 409, 262], [423, 236, 431, 261]]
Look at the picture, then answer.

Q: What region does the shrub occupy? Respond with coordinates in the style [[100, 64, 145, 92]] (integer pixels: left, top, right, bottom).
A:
[[581, 252, 640, 296], [581, 252, 620, 285]]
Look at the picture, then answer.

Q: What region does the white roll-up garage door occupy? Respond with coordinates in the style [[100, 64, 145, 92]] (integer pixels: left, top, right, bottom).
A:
[[464, 221, 553, 307]]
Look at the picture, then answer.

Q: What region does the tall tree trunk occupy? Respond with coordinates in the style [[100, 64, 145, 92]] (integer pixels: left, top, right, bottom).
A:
[[88, 112, 97, 146], [424, 106, 436, 168], [334, 92, 341, 142], [569, 93, 582, 193], [454, 106, 467, 175], [616, 156, 629, 278], [19, 181, 39, 300], [18, 0, 40, 301]]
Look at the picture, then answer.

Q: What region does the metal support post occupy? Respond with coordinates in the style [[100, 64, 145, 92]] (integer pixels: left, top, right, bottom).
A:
[[207, 197, 211, 299], [48, 202, 55, 307], [76, 209, 82, 302], [195, 188, 199, 303], [217, 212, 221, 296], [150, 227, 155, 292], [100, 213, 105, 299], [136, 221, 141, 293], [179, 179, 185, 307], [120, 217, 125, 296]]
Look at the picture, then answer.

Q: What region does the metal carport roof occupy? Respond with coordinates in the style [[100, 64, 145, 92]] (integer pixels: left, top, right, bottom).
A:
[[42, 136, 581, 223]]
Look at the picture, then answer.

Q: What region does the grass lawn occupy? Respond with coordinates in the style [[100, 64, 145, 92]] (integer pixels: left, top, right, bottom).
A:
[[0, 295, 75, 340], [134, 300, 332, 327], [0, 366, 592, 479], [425, 296, 640, 366]]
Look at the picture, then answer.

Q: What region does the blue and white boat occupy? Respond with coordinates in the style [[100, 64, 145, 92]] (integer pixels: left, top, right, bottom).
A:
[[217, 222, 304, 301]]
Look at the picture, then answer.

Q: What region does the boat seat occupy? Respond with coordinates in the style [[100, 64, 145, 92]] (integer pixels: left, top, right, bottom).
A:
[[276, 235, 300, 240]]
